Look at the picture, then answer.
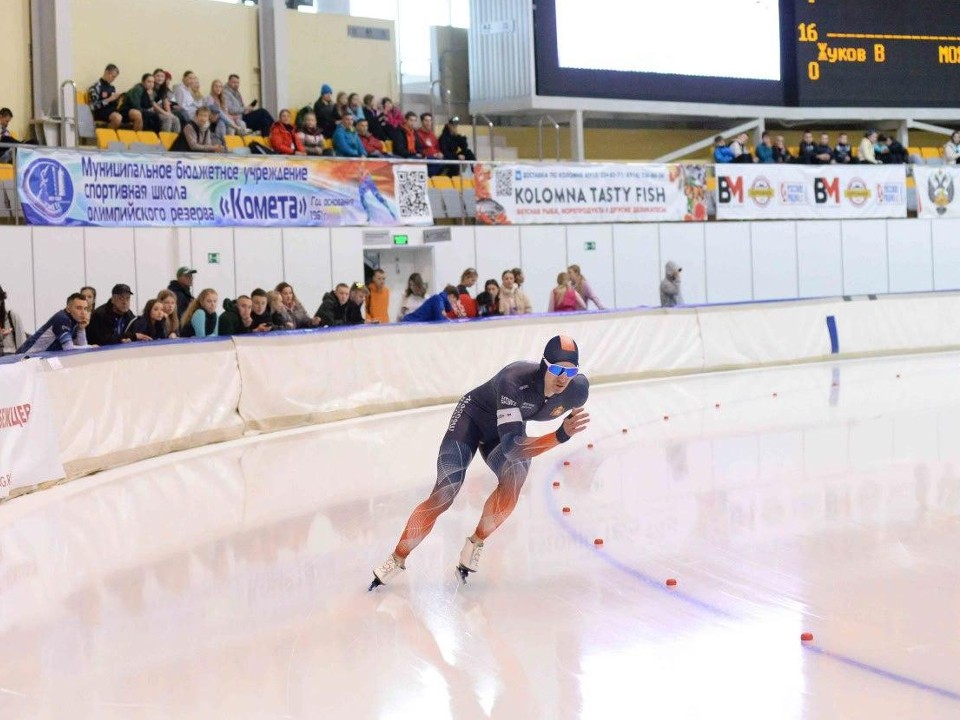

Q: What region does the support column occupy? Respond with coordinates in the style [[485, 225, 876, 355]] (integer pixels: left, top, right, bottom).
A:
[[31, 0, 74, 143], [569, 109, 585, 162], [258, 0, 289, 114]]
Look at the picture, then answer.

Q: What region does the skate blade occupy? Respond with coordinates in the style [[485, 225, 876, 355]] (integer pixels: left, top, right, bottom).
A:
[[455, 564, 474, 585], [368, 575, 385, 592]]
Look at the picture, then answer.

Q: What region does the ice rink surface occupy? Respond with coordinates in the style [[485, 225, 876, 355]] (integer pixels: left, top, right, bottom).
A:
[[2, 351, 960, 719]]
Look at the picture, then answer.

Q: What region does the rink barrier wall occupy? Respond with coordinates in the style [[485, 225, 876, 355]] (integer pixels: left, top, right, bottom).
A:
[[5, 291, 960, 500]]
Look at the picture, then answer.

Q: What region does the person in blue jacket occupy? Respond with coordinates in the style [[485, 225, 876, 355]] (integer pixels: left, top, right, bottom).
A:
[[332, 113, 366, 157], [400, 285, 463, 322]]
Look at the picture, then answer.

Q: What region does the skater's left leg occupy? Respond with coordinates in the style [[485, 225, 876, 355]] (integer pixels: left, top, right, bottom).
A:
[[473, 444, 531, 542]]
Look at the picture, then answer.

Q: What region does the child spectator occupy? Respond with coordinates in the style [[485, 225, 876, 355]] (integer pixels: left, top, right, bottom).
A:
[[475, 279, 502, 318], [797, 131, 818, 164], [366, 269, 390, 324], [548, 272, 586, 312], [267, 290, 295, 329], [181, 288, 219, 338], [729, 133, 756, 164], [773, 135, 793, 163], [401, 285, 462, 323], [755, 132, 774, 163], [156, 289, 180, 338], [334, 92, 350, 123], [499, 270, 532, 315], [125, 299, 168, 341], [713, 136, 734, 163], [0, 284, 26, 356], [380, 98, 404, 131], [87, 284, 135, 346], [297, 111, 328, 156], [333, 113, 366, 157], [567, 264, 604, 309], [18, 293, 90, 354], [88, 63, 139, 131], [397, 273, 427, 321], [275, 282, 318, 327], [347, 93, 366, 123]]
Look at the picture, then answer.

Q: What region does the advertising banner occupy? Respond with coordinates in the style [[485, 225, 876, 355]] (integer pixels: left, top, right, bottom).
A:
[[473, 163, 707, 224], [0, 361, 64, 499], [715, 164, 907, 220], [16, 149, 433, 227], [914, 166, 960, 218]]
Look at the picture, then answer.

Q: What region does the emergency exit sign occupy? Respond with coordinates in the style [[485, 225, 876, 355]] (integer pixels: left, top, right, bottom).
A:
[[207, 252, 220, 264], [393, 234, 409, 245], [584, 241, 596, 251]]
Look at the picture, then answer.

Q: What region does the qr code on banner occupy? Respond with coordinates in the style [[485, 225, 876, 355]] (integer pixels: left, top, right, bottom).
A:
[[396, 168, 430, 218], [494, 169, 513, 197]]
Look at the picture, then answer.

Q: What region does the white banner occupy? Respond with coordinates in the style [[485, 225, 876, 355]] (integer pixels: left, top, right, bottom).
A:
[[715, 164, 907, 220], [914, 166, 960, 218], [0, 360, 64, 498], [474, 163, 708, 224]]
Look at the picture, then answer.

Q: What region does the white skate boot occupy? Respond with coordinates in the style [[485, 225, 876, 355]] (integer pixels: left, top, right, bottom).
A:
[[456, 537, 484, 584], [368, 553, 405, 591]]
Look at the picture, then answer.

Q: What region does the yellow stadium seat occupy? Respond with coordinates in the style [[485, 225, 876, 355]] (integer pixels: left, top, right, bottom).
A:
[[77, 88, 89, 106], [116, 129, 138, 146], [137, 131, 162, 145], [909, 146, 921, 159], [224, 135, 244, 150], [460, 177, 474, 188], [706, 176, 717, 192], [96, 128, 119, 149], [921, 147, 942, 160], [0, 165, 14, 182], [323, 138, 333, 150], [430, 176, 454, 189], [244, 134, 268, 147], [384, 140, 393, 153], [159, 131, 178, 150], [788, 146, 799, 157]]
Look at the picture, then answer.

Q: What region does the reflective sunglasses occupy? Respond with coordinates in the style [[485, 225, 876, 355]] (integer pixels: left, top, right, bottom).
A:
[[543, 358, 579, 378]]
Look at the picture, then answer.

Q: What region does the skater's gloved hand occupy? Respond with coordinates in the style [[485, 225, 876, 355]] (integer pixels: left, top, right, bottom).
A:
[[557, 407, 590, 442]]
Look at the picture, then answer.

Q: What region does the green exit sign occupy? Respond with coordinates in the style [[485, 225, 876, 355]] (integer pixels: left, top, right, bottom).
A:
[[207, 252, 220, 264], [584, 241, 596, 251], [393, 234, 409, 246]]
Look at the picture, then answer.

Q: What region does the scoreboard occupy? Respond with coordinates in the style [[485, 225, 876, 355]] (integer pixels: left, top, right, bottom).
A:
[[795, 0, 960, 107]]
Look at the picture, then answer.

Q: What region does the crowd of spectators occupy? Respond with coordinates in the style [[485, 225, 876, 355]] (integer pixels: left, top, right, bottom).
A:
[[714, 129, 909, 165]]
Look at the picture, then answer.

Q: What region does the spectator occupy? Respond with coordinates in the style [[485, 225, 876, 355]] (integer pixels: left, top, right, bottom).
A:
[[548, 272, 586, 312], [416, 113, 445, 175], [224, 74, 274, 137], [124, 298, 168, 341], [379, 98, 404, 132], [660, 261, 683, 307], [755, 131, 774, 163], [357, 118, 390, 157], [397, 273, 427, 321], [88, 63, 140, 131], [511, 267, 526, 288], [153, 69, 185, 128], [457, 268, 478, 296], [568, 264, 604, 309], [316, 283, 363, 326], [713, 136, 734, 163], [0, 284, 26, 356], [180, 288, 219, 338], [349, 282, 374, 323], [366, 268, 390, 324], [773, 135, 793, 163], [276, 282, 318, 327], [859, 130, 882, 164], [270, 109, 306, 155], [334, 92, 350, 123], [363, 94, 388, 140], [156, 289, 180, 338], [729, 133, 755, 164], [297, 111, 329, 156], [170, 106, 225, 153], [125, 73, 179, 134], [219, 295, 267, 336], [439, 117, 476, 176], [17, 293, 90, 354], [401, 285, 462, 323], [394, 112, 424, 159], [945, 131, 960, 164], [834, 133, 853, 164], [499, 270, 532, 315], [347, 93, 366, 123], [167, 267, 196, 317], [173, 71, 206, 126], [250, 288, 272, 329], [475, 279, 502, 318], [87, 284, 135, 346], [813, 133, 834, 164], [208, 79, 247, 135], [879, 134, 908, 164], [0, 108, 34, 163], [797, 131, 818, 164], [313, 84, 338, 139], [79, 285, 97, 314], [266, 290, 295, 329], [333, 113, 366, 157]]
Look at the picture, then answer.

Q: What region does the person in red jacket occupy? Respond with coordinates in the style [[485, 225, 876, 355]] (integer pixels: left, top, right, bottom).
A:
[[416, 112, 444, 176], [269, 109, 305, 155], [357, 118, 392, 157]]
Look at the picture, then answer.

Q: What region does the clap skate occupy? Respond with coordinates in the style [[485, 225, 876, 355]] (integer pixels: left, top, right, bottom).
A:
[[456, 537, 484, 584], [368, 553, 404, 591]]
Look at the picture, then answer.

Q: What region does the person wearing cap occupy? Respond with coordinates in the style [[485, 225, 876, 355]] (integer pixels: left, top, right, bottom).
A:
[[87, 284, 136, 346], [660, 261, 683, 307], [370, 335, 591, 589], [439, 116, 476, 177], [313, 83, 339, 139], [168, 266, 197, 317]]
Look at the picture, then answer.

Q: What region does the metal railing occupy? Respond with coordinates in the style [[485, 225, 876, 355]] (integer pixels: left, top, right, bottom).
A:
[[537, 115, 561, 161], [59, 80, 79, 147]]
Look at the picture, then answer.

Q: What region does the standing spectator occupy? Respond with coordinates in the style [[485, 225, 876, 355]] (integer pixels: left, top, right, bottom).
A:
[[250, 288, 272, 329], [266, 290, 295, 329], [0, 285, 26, 357], [859, 130, 882, 164], [208, 79, 247, 135], [814, 133, 834, 164], [397, 273, 427, 321], [79, 286, 97, 314], [366, 269, 390, 324], [125, 73, 172, 134], [357, 118, 390, 157], [156, 289, 180, 338], [834, 133, 853, 164], [297, 111, 328, 156], [87, 284, 135, 346], [349, 282, 374, 323], [773, 135, 793, 163], [548, 272, 586, 312], [124, 299, 168, 341], [168, 267, 196, 317], [797, 131, 818, 164], [313, 84, 338, 139], [416, 113, 445, 175], [363, 94, 388, 140], [457, 268, 478, 296], [401, 285, 462, 323], [475, 279, 502, 318], [181, 288, 219, 338], [17, 293, 90, 354], [729, 133, 755, 164], [333, 113, 366, 157], [347, 93, 366, 123], [568, 264, 604, 309], [713, 136, 734, 163], [224, 74, 274, 137], [439, 117, 476, 176], [394, 112, 424, 159], [276, 282, 318, 328], [944, 131, 960, 164], [219, 295, 266, 336], [316, 283, 363, 326], [88, 63, 141, 131], [270, 109, 306, 155], [379, 98, 404, 132], [660, 261, 683, 307], [755, 132, 774, 163], [499, 270, 532, 315], [170, 106, 224, 153]]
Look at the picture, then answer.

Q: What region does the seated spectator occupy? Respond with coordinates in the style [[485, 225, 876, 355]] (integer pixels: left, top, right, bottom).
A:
[[499, 270, 532, 315], [333, 113, 366, 157], [170, 106, 225, 153], [812, 133, 834, 164], [475, 279, 502, 318], [416, 113, 445, 175], [167, 267, 196, 316], [393, 112, 424, 159], [858, 130, 882, 164], [316, 283, 363, 326], [458, 291, 477, 318], [713, 136, 734, 163], [457, 268, 478, 296], [729, 133, 756, 164], [0, 284, 26, 357], [250, 288, 272, 329], [401, 285, 462, 323], [357, 118, 390, 157], [224, 74, 274, 137], [944, 131, 960, 164], [88, 63, 141, 131], [17, 293, 90, 354], [773, 135, 793, 163], [879, 134, 908, 164], [834, 133, 853, 164], [219, 295, 268, 336], [347, 93, 365, 123], [313, 84, 339, 139], [755, 132, 774, 163], [124, 298, 168, 341], [297, 111, 329, 156], [79, 285, 97, 314], [797, 131, 818, 164], [276, 282, 319, 328], [126, 73, 179, 134], [156, 289, 180, 338], [660, 261, 683, 307], [208, 79, 248, 135], [153, 69, 186, 129], [439, 117, 476, 176], [334, 92, 350, 123], [87, 284, 135, 346], [0, 108, 35, 163], [363, 94, 388, 140], [173, 72, 208, 128], [349, 282, 373, 322], [270, 109, 306, 155], [180, 288, 219, 338], [548, 272, 586, 312], [366, 269, 390, 324], [568, 264, 604, 309], [266, 290, 295, 329], [379, 98, 404, 132], [397, 273, 427, 321]]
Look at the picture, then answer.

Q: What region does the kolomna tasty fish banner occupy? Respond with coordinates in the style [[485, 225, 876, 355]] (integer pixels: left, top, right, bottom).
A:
[[473, 163, 708, 224], [16, 148, 433, 227]]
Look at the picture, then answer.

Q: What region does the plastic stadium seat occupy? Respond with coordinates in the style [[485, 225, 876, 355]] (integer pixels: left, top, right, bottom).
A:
[[106, 141, 126, 152], [159, 132, 178, 150], [224, 135, 244, 151], [439, 188, 464, 218], [384, 140, 393, 153], [909, 146, 921, 159], [0, 165, 13, 182], [921, 147, 942, 161], [427, 188, 447, 219], [430, 175, 454, 189], [137, 131, 162, 146], [244, 135, 269, 147], [323, 138, 333, 150], [788, 146, 799, 157], [116, 129, 138, 146], [96, 128, 119, 149]]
